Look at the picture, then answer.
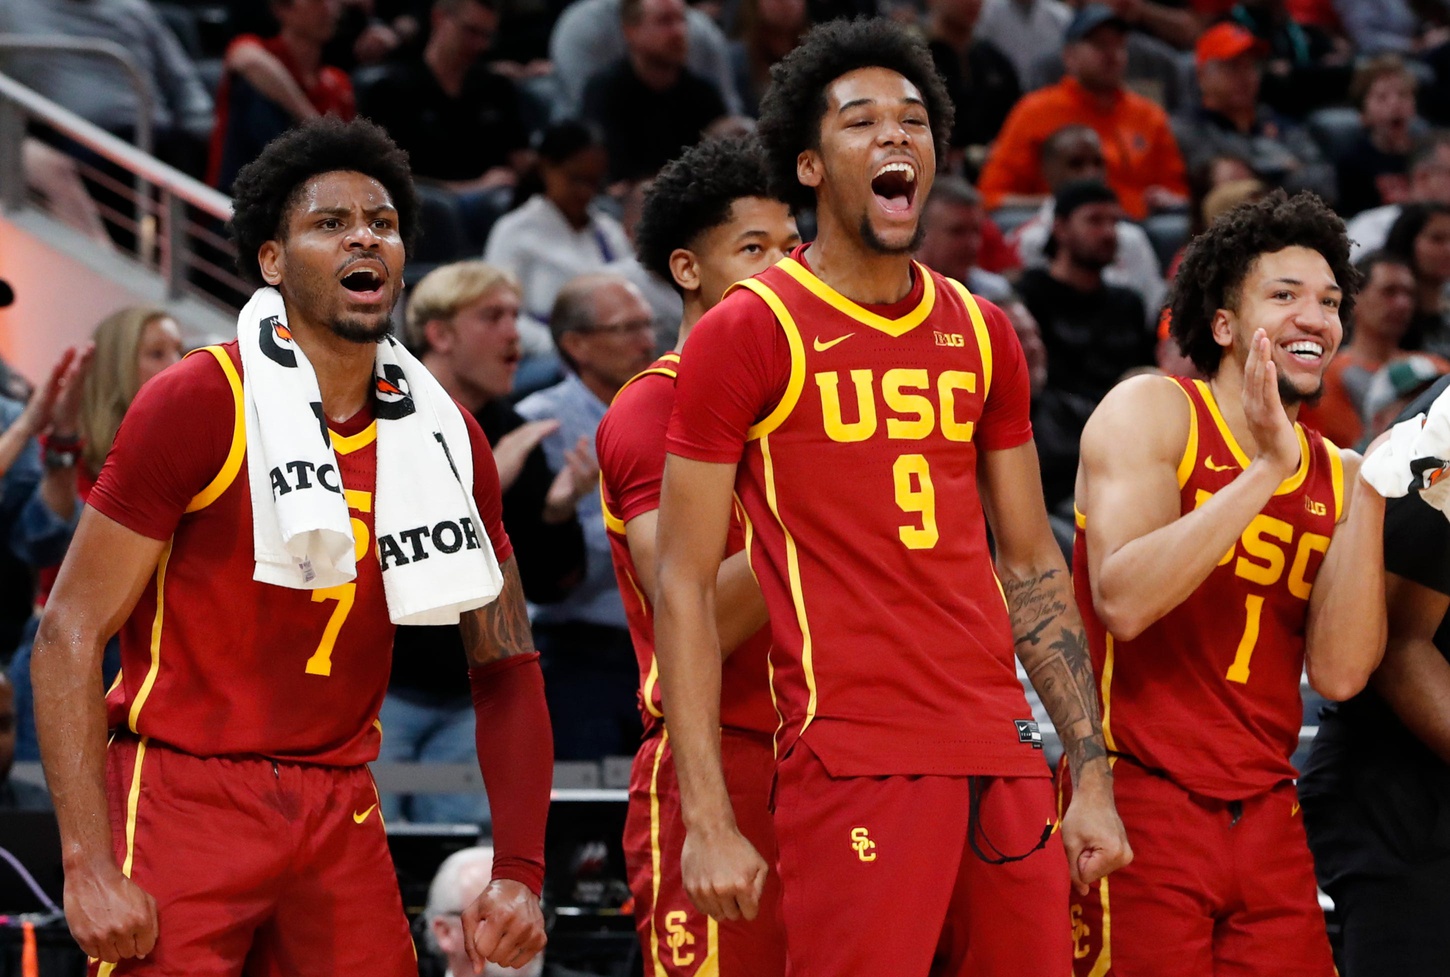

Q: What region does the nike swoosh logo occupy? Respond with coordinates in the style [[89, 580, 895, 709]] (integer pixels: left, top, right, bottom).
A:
[[813, 333, 854, 352], [353, 803, 378, 824], [1205, 456, 1236, 472]]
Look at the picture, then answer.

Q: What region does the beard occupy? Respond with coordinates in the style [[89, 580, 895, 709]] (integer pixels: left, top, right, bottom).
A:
[[330, 313, 392, 344], [860, 213, 926, 255], [1277, 372, 1324, 408]]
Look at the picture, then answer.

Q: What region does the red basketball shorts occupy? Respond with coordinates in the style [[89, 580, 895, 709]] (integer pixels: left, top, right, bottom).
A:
[[623, 727, 787, 976], [90, 736, 416, 977], [1065, 758, 1334, 977], [772, 739, 1067, 977]]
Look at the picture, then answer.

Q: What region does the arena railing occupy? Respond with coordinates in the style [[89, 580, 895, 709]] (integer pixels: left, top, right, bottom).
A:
[[0, 59, 245, 313]]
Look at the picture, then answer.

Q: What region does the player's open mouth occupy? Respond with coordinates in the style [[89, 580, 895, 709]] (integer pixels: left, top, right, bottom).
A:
[[871, 161, 917, 216], [339, 263, 388, 302], [1282, 339, 1325, 364]]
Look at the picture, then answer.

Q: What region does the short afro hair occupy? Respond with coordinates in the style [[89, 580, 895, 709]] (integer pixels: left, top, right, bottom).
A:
[[756, 17, 953, 213], [229, 117, 419, 288], [635, 137, 778, 295], [1169, 190, 1357, 377]]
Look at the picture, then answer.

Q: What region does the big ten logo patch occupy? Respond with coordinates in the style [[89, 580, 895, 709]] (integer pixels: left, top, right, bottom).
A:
[[664, 910, 696, 967], [934, 331, 965, 347], [1193, 490, 1331, 600], [850, 827, 877, 862], [815, 369, 980, 444]]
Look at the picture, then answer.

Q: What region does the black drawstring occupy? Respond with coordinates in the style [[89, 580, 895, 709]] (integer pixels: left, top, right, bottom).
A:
[[967, 776, 1054, 865]]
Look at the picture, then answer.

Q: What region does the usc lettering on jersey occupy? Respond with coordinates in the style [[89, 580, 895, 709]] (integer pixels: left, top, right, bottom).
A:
[[1073, 377, 1345, 799]]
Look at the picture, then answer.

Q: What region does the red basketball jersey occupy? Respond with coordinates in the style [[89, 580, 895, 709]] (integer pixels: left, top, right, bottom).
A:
[[597, 352, 777, 738], [668, 252, 1044, 778], [90, 343, 510, 766], [1073, 377, 1344, 799]]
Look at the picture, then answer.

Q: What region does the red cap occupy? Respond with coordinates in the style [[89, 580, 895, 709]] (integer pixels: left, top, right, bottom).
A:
[[1195, 23, 1266, 67]]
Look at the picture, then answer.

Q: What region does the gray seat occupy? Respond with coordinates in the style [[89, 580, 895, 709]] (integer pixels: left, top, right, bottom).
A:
[[1142, 211, 1191, 273], [1306, 106, 1364, 163]]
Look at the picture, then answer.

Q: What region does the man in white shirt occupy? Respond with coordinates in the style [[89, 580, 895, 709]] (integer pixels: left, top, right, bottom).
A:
[[975, 0, 1072, 89], [1350, 134, 1450, 258]]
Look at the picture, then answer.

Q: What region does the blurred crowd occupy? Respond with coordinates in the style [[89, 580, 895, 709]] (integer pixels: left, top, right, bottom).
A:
[[6, 0, 1450, 831]]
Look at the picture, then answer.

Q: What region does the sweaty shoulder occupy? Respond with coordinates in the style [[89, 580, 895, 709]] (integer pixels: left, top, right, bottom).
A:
[[88, 345, 240, 542]]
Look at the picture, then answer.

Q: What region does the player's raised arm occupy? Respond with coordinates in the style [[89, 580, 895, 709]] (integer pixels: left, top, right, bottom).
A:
[[978, 440, 1131, 894], [457, 554, 551, 973], [1301, 449, 1387, 699], [653, 454, 767, 921], [623, 509, 767, 657], [32, 508, 164, 963], [1079, 342, 1302, 642]]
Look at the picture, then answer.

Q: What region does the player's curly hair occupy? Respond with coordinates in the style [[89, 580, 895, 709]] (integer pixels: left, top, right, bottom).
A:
[[229, 117, 419, 288], [635, 137, 777, 295], [1169, 190, 1357, 377], [755, 17, 954, 213]]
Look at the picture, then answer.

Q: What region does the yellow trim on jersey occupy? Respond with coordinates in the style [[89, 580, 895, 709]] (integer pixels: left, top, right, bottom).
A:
[[1100, 633, 1118, 754], [648, 729, 668, 977], [330, 421, 377, 455], [774, 256, 937, 337], [1175, 382, 1200, 489], [105, 667, 124, 697], [127, 543, 173, 733], [1192, 381, 1310, 494], [759, 433, 818, 737], [732, 278, 806, 442], [601, 483, 628, 535], [946, 279, 994, 399], [1088, 876, 1113, 977], [120, 737, 148, 877], [699, 918, 720, 977], [185, 346, 245, 513], [612, 358, 681, 406], [736, 499, 785, 746], [1074, 506, 1086, 530], [1325, 436, 1345, 523]]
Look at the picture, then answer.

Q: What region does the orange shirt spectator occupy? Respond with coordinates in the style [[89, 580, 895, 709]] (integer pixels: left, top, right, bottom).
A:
[[977, 6, 1187, 220]]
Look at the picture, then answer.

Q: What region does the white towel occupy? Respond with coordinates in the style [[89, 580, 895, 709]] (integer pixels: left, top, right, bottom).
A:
[[237, 287, 503, 625], [1360, 381, 1450, 514]]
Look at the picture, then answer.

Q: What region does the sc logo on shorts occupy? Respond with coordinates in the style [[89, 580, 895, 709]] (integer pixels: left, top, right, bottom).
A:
[[664, 910, 696, 967], [851, 827, 877, 862]]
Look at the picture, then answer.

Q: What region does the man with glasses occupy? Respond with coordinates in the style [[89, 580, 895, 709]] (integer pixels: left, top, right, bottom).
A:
[[516, 274, 657, 760]]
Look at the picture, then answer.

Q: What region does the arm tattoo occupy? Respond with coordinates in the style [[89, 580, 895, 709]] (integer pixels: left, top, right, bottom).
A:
[[461, 555, 536, 666], [1003, 567, 1109, 774]]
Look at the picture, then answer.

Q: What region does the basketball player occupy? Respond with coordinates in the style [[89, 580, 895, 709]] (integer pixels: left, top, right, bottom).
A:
[[30, 119, 551, 975], [653, 19, 1131, 977], [597, 136, 798, 975], [1069, 190, 1389, 975]]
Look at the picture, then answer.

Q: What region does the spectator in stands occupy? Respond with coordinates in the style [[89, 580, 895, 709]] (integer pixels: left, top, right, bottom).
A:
[[1172, 22, 1338, 206], [8, 311, 178, 764], [1229, 0, 1352, 117], [730, 0, 811, 117], [978, 4, 1188, 220], [605, 178, 686, 346], [208, 0, 357, 191], [550, 0, 743, 118], [1330, 0, 1432, 57], [357, 0, 531, 206], [425, 847, 546, 977], [0, 0, 214, 174], [1384, 202, 1450, 355], [1336, 55, 1420, 217], [1016, 180, 1153, 510], [1099, 0, 1202, 49], [580, 0, 730, 182], [1299, 251, 1443, 446], [484, 123, 632, 375], [1010, 124, 1166, 324], [385, 263, 590, 824], [515, 274, 656, 761], [916, 178, 1015, 302], [975, 0, 1071, 86], [0, 674, 48, 810], [924, 0, 1021, 163], [1003, 297, 1050, 396], [1349, 134, 1450, 258]]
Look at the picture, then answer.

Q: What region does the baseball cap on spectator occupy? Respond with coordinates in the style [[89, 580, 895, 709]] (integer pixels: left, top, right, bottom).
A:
[[1362, 354, 1450, 438], [1064, 4, 1128, 44], [1195, 23, 1267, 68]]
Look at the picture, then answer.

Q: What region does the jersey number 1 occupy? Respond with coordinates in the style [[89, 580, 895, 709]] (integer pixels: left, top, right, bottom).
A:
[[1226, 593, 1264, 684]]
